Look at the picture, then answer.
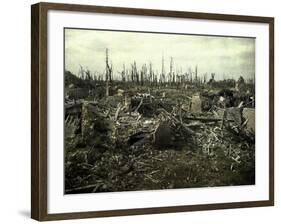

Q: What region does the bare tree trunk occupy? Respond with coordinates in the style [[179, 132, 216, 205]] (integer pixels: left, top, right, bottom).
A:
[[105, 80, 109, 98], [105, 48, 113, 83]]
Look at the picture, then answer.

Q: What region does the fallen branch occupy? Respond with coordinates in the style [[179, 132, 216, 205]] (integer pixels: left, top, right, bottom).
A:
[[134, 98, 143, 113], [144, 174, 159, 183], [65, 183, 101, 194]]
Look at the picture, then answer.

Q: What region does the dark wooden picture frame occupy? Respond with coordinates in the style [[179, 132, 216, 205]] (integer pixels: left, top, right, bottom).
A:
[[31, 2, 274, 221]]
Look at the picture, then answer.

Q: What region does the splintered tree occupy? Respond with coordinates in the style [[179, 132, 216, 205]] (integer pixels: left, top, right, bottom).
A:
[[126, 68, 130, 82], [84, 69, 92, 81], [121, 64, 126, 82], [149, 62, 155, 86], [160, 54, 165, 84], [208, 73, 215, 86], [78, 65, 85, 79], [131, 61, 138, 83], [78, 65, 93, 81], [185, 72, 189, 84], [203, 73, 207, 84], [132, 61, 139, 84], [194, 65, 198, 83], [105, 48, 113, 97], [140, 66, 144, 86], [188, 67, 193, 83], [169, 57, 173, 85], [105, 48, 113, 83], [140, 64, 147, 86]]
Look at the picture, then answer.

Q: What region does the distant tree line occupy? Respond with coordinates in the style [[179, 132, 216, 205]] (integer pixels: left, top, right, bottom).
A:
[[73, 48, 254, 89]]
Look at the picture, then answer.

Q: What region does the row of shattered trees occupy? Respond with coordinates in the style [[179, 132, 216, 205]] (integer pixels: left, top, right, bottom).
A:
[[64, 68, 255, 194], [72, 48, 254, 89]]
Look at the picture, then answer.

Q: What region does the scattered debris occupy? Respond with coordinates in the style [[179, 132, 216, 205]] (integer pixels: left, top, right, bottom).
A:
[[64, 70, 255, 194]]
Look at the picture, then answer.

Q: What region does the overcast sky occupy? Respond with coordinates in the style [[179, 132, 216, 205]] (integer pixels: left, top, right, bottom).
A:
[[65, 28, 255, 80]]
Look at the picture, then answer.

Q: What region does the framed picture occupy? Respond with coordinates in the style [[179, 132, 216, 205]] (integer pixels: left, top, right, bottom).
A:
[[31, 2, 274, 221]]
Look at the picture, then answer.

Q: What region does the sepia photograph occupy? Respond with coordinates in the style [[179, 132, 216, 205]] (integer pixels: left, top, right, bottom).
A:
[[64, 28, 255, 194]]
